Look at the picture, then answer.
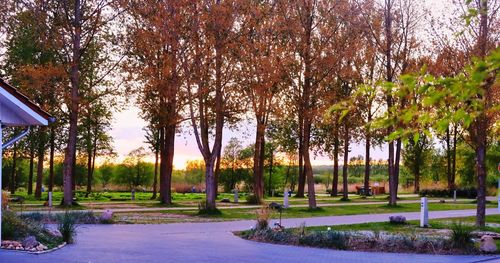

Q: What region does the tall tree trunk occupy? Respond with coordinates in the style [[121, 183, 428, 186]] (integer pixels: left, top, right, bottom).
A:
[[214, 145, 221, 196], [446, 127, 453, 190], [474, 0, 489, 227], [451, 124, 457, 189], [28, 145, 34, 195], [296, 113, 305, 197], [414, 162, 420, 194], [342, 124, 349, 200], [204, 160, 216, 209], [159, 121, 175, 205], [363, 128, 371, 195], [253, 122, 265, 202], [267, 149, 273, 196], [395, 138, 402, 195], [63, 0, 82, 206], [331, 123, 339, 197], [49, 126, 55, 192], [86, 149, 92, 197], [10, 143, 17, 194], [151, 144, 159, 199], [35, 137, 45, 199]]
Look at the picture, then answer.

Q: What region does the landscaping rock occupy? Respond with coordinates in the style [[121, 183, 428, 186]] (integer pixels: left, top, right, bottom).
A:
[[22, 236, 39, 249], [47, 228, 63, 238], [100, 209, 114, 222], [480, 235, 497, 253], [389, 215, 406, 224], [220, 198, 230, 203]]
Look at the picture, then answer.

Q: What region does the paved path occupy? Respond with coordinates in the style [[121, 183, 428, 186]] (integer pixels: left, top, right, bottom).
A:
[[16, 198, 472, 214], [2, 209, 500, 263]]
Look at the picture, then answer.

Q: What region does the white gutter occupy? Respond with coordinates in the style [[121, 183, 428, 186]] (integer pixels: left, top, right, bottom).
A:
[[2, 126, 30, 149]]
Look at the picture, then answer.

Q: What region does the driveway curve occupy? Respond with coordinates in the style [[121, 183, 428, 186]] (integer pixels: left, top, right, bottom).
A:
[[2, 209, 500, 263]]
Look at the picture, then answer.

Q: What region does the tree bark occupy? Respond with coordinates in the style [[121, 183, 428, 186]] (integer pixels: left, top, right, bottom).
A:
[[296, 113, 305, 197], [28, 145, 34, 195], [342, 124, 349, 200], [331, 122, 339, 197], [35, 142, 44, 199], [151, 142, 159, 200], [363, 128, 371, 195], [446, 127, 453, 190], [253, 123, 265, 202], [267, 148, 273, 196], [10, 143, 17, 194], [49, 126, 55, 192], [63, 0, 82, 206]]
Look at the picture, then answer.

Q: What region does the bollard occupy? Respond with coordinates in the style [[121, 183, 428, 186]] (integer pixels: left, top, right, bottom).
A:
[[48, 191, 52, 207], [420, 197, 428, 227], [453, 190, 457, 203], [131, 189, 135, 201], [234, 189, 239, 203], [283, 189, 289, 208]]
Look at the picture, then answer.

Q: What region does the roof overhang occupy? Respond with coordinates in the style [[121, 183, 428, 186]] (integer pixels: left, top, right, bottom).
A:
[[0, 78, 53, 127]]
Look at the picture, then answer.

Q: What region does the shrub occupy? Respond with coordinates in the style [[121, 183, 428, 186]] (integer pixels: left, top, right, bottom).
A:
[[255, 205, 271, 230], [419, 187, 477, 199], [57, 211, 79, 244], [299, 231, 349, 250], [450, 221, 473, 249], [246, 194, 261, 205]]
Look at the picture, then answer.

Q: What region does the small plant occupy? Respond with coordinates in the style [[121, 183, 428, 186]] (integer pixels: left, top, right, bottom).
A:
[[57, 211, 78, 244], [450, 221, 473, 249], [255, 205, 271, 230]]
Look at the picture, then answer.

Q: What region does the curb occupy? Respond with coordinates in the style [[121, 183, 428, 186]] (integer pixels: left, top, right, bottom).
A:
[[1, 242, 67, 254]]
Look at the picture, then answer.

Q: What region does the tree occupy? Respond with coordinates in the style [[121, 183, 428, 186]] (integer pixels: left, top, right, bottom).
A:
[[118, 0, 189, 204], [402, 133, 432, 193], [185, 0, 239, 211], [56, 0, 117, 206], [236, 0, 290, 203], [144, 123, 160, 199], [386, 48, 499, 227]]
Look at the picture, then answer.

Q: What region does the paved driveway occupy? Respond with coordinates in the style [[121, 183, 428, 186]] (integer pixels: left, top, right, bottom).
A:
[[2, 209, 500, 263]]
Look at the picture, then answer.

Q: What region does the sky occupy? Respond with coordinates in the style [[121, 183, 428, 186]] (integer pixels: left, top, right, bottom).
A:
[[108, 0, 451, 170], [109, 105, 388, 170]]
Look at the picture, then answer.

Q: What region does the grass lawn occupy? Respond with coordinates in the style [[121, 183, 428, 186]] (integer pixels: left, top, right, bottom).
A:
[[305, 214, 500, 233], [109, 202, 495, 224]]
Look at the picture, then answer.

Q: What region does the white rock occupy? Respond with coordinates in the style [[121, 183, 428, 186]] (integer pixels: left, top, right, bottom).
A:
[[480, 235, 497, 253]]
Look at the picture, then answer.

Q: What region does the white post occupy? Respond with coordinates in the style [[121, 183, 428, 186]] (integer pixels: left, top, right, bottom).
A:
[[0, 123, 3, 245], [453, 190, 457, 203], [420, 197, 428, 227], [48, 191, 53, 207], [283, 189, 289, 208], [233, 189, 238, 203]]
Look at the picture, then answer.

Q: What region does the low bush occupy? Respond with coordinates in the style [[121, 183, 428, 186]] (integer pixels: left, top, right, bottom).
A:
[[450, 221, 473, 249], [419, 187, 477, 199], [299, 231, 349, 250]]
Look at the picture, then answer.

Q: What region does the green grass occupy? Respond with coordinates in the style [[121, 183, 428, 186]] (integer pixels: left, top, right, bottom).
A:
[[304, 214, 500, 233], [156, 202, 493, 221]]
